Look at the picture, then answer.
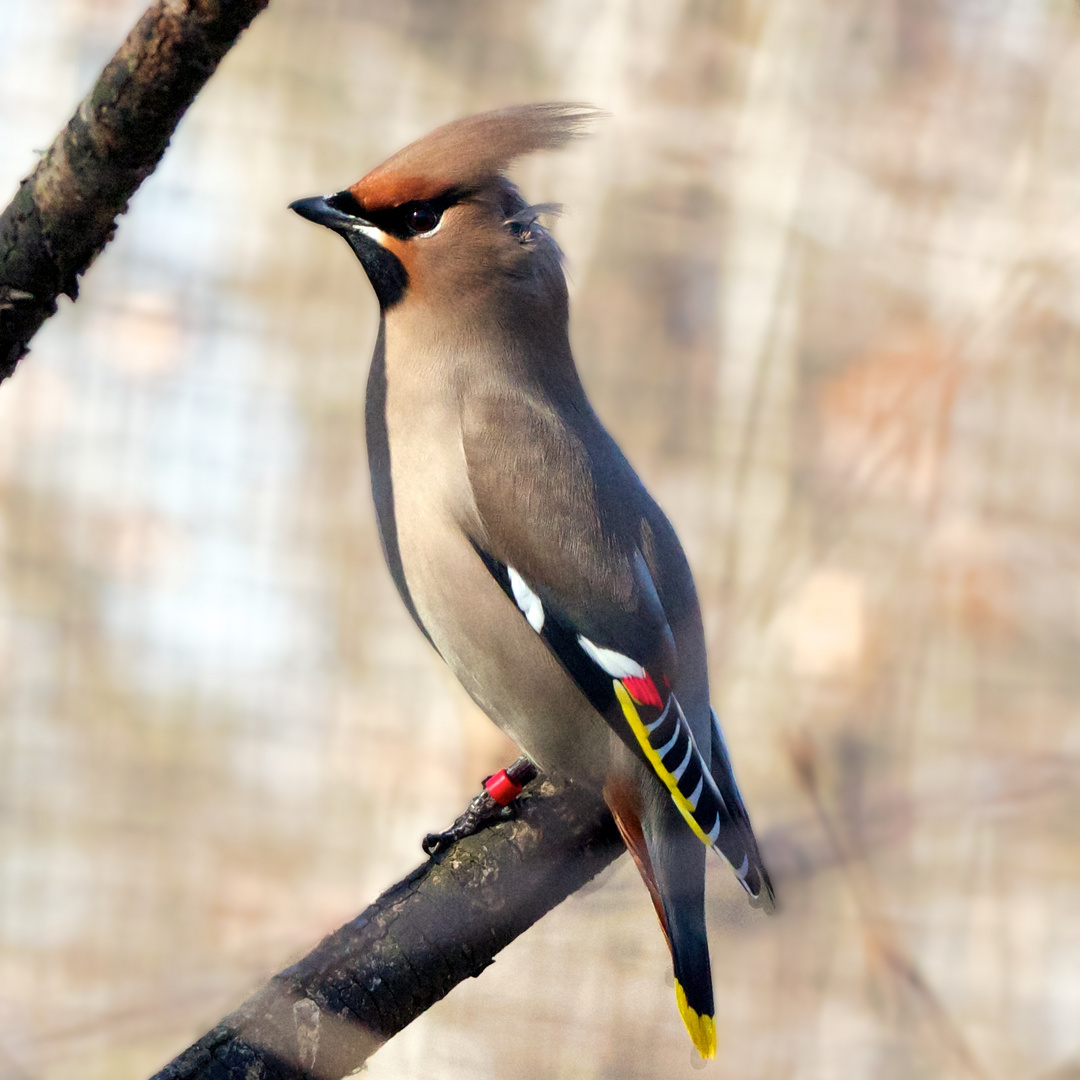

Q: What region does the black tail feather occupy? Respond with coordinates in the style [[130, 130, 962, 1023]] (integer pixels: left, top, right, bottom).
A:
[[643, 791, 717, 1058]]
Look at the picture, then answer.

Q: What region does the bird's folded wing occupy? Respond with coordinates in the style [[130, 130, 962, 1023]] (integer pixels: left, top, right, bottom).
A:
[[461, 392, 760, 884], [471, 539, 762, 881]]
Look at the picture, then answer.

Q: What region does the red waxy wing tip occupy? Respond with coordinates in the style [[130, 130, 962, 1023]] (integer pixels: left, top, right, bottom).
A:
[[623, 673, 663, 708]]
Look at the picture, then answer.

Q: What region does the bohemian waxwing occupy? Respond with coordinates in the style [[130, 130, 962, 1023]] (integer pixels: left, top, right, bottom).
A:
[[290, 103, 775, 1060]]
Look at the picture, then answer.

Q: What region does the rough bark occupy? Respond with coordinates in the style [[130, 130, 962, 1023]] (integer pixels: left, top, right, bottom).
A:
[[150, 774, 623, 1080], [0, 0, 270, 381]]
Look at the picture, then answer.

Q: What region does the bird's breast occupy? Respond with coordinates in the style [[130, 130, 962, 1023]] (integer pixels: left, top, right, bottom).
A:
[[369, 340, 615, 783]]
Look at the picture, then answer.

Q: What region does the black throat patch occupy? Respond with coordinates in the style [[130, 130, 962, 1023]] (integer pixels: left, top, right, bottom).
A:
[[345, 232, 409, 310]]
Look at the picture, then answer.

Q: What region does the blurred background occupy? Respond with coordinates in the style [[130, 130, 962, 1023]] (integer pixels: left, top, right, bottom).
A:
[[1, 0, 1080, 1077]]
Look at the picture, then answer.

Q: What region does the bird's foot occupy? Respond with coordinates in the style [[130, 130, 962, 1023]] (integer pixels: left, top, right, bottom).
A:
[[422, 757, 539, 857]]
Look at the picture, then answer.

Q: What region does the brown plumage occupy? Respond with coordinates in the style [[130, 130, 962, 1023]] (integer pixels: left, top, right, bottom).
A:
[[348, 103, 601, 209], [290, 104, 775, 1061]]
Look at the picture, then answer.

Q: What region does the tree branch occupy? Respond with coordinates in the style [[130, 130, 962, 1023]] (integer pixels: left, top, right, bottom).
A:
[[0, 0, 270, 381], [143, 742, 1072, 1078], [150, 774, 623, 1080]]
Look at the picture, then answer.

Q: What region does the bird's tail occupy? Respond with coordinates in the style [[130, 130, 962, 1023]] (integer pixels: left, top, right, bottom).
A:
[[652, 798, 716, 1058], [612, 682, 775, 911], [669, 910, 716, 1058], [608, 780, 717, 1059]]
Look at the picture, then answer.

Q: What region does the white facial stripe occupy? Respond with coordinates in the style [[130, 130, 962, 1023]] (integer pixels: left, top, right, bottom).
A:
[[576, 636, 646, 679], [508, 566, 544, 633], [352, 223, 387, 245], [348, 213, 445, 246]]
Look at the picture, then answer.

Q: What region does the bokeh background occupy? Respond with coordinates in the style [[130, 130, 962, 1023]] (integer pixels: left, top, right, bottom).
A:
[[2, 1, 1080, 1077]]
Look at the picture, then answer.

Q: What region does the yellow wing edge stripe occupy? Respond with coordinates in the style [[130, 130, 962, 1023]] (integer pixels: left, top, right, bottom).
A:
[[675, 978, 717, 1059], [614, 681, 714, 848]]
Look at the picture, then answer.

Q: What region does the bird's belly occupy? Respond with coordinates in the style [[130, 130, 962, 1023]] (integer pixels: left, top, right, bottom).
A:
[[374, 360, 619, 786], [393, 499, 613, 785]]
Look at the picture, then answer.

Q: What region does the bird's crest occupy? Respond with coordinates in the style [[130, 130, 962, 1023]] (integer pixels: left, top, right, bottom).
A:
[[349, 103, 603, 210]]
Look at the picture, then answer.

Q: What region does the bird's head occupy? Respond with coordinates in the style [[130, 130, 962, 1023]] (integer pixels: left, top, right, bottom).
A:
[[290, 104, 601, 319]]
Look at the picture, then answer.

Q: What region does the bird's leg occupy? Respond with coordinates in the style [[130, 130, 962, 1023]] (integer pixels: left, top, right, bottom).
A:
[[422, 757, 539, 857]]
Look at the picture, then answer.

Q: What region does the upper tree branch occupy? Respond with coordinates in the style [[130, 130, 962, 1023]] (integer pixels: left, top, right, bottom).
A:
[[0, 0, 270, 381]]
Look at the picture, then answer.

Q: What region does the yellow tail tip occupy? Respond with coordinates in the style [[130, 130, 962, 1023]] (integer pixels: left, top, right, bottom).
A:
[[674, 979, 717, 1059]]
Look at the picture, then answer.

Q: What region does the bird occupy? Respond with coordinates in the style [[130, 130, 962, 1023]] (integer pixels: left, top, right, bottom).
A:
[[290, 103, 774, 1060]]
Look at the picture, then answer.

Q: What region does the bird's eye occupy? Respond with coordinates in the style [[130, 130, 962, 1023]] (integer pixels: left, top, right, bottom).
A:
[[407, 204, 441, 235]]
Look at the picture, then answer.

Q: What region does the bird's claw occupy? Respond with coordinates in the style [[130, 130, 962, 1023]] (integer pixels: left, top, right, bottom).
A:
[[422, 757, 538, 857], [421, 797, 512, 857]]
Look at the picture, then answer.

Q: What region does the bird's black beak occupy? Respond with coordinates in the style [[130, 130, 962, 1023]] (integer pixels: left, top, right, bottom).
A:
[[291, 198, 345, 232], [289, 195, 371, 233], [290, 193, 409, 311]]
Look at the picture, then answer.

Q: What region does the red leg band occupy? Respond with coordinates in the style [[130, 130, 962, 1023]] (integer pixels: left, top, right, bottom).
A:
[[484, 769, 524, 806]]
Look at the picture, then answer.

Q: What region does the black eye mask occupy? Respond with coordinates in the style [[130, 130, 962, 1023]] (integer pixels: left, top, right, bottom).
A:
[[325, 190, 461, 240]]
